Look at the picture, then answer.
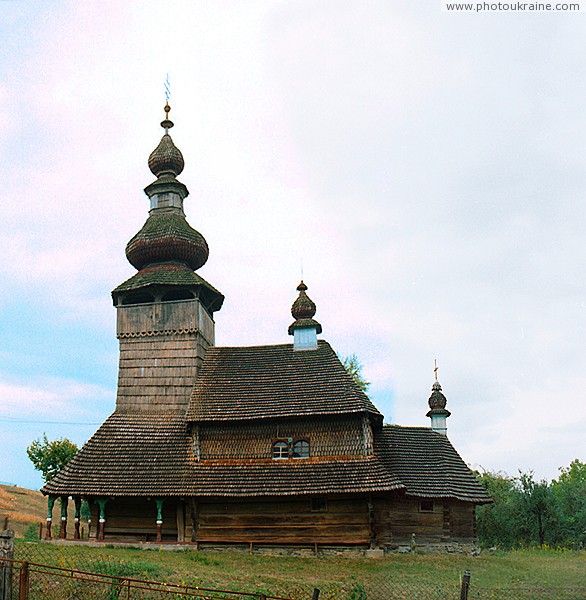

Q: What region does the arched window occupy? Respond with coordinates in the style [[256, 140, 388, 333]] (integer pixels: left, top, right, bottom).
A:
[[272, 441, 288, 460], [293, 440, 310, 459]]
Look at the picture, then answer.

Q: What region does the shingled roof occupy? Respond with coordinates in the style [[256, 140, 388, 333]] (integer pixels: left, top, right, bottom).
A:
[[41, 412, 403, 498], [42, 415, 489, 503], [377, 425, 492, 504], [186, 340, 382, 423]]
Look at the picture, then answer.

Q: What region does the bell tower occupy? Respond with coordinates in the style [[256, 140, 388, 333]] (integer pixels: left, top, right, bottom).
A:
[[111, 104, 224, 412]]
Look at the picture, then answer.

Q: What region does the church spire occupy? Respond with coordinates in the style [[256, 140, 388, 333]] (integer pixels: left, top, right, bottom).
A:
[[112, 104, 223, 315], [288, 281, 322, 350]]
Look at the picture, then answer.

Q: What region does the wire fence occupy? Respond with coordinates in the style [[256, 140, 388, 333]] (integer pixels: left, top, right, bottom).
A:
[[8, 540, 586, 600]]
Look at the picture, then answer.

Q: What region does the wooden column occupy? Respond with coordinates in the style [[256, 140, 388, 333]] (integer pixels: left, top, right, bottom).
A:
[[155, 499, 164, 542], [45, 496, 56, 540], [59, 496, 68, 539], [368, 497, 377, 548], [190, 499, 198, 544], [176, 500, 185, 543], [96, 498, 108, 541], [73, 498, 82, 540]]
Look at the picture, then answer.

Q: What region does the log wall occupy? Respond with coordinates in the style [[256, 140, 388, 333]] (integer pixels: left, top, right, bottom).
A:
[[372, 492, 477, 547], [188, 497, 371, 545], [89, 498, 179, 542]]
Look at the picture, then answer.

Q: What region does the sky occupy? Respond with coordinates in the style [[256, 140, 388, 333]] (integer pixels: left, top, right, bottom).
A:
[[0, 1, 585, 490]]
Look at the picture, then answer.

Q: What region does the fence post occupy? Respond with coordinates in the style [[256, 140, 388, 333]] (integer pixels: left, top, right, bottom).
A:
[[18, 562, 28, 600], [312, 589, 320, 600], [460, 570, 471, 600], [0, 526, 15, 600]]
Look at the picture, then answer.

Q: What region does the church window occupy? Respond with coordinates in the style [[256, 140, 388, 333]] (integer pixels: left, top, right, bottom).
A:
[[293, 440, 310, 458], [272, 441, 288, 459], [419, 500, 434, 512]]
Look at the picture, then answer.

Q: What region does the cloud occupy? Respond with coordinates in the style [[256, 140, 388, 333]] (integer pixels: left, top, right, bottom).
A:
[[0, 375, 111, 419]]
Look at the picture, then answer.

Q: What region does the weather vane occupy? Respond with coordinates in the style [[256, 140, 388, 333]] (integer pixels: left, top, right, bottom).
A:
[[164, 73, 171, 104], [434, 359, 439, 382]]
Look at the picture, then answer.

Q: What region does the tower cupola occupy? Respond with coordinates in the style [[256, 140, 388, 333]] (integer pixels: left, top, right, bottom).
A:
[[426, 364, 451, 436], [288, 281, 322, 350], [112, 104, 223, 315]]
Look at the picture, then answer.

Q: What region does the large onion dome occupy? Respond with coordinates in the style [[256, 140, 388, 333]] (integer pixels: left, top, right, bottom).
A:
[[125, 212, 209, 271]]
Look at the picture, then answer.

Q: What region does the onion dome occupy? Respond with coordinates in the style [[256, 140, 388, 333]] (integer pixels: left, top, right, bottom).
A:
[[291, 281, 316, 320], [288, 281, 322, 335], [125, 212, 209, 271], [428, 381, 447, 410], [147, 103, 184, 178]]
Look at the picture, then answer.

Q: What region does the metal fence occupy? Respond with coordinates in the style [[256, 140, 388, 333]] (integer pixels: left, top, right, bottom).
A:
[[8, 540, 586, 600], [3, 559, 304, 599]]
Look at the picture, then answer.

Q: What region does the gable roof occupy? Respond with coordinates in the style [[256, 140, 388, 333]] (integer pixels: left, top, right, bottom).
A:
[[186, 340, 382, 423], [377, 425, 492, 504]]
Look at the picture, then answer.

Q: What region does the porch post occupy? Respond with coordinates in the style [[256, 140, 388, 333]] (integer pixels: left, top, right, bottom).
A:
[[45, 496, 56, 540], [59, 496, 68, 539], [73, 497, 82, 539], [97, 498, 108, 541], [155, 499, 164, 542]]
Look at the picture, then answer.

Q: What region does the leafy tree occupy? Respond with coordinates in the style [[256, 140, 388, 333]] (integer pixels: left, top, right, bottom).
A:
[[551, 459, 586, 546], [26, 434, 78, 483], [516, 471, 555, 546], [475, 469, 520, 548], [341, 354, 370, 392]]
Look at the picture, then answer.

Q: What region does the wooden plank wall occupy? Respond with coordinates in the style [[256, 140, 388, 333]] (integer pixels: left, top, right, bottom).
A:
[[89, 498, 179, 542], [189, 497, 370, 545], [116, 334, 209, 411], [372, 493, 477, 546]]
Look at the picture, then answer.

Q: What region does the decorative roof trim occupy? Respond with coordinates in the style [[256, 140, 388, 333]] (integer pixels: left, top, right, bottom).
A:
[[117, 327, 200, 339]]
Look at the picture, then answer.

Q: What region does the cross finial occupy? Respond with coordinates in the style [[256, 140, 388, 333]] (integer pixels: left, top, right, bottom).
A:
[[434, 359, 439, 382], [164, 73, 171, 104]]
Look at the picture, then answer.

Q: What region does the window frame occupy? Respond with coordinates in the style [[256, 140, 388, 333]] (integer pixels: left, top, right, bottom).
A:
[[272, 440, 289, 460], [292, 439, 310, 459]]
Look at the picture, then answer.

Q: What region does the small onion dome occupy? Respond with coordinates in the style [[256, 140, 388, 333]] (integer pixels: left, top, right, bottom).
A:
[[291, 281, 316, 319], [148, 133, 184, 178], [126, 212, 209, 271], [428, 381, 447, 409], [288, 281, 322, 335]]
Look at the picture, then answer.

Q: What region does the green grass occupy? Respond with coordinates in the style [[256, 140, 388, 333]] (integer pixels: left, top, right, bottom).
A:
[[13, 542, 586, 596]]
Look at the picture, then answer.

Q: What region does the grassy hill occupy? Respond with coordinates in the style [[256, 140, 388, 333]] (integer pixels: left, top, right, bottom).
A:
[[0, 483, 77, 538], [0, 483, 46, 538]]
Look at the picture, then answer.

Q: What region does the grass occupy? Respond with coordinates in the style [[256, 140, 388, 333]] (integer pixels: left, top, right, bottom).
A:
[[0, 483, 77, 538], [13, 541, 586, 595]]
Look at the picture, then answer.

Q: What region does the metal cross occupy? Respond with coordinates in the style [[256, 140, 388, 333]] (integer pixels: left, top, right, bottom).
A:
[[164, 74, 171, 103], [434, 359, 439, 382]]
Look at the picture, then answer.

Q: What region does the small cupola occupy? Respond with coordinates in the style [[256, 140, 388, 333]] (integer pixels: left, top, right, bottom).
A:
[[288, 281, 322, 350], [426, 363, 451, 436]]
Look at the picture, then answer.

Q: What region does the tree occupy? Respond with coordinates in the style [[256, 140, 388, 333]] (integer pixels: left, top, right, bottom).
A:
[[551, 459, 586, 546], [475, 469, 520, 549], [516, 471, 555, 546], [341, 354, 370, 392], [26, 434, 78, 483]]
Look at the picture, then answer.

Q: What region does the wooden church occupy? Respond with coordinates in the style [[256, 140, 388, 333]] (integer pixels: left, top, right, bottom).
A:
[[42, 105, 491, 553]]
